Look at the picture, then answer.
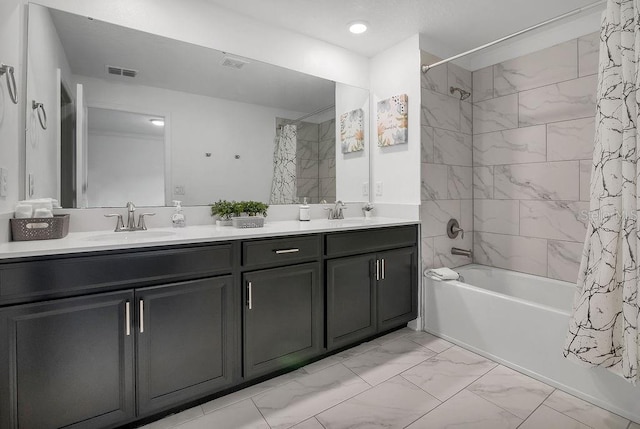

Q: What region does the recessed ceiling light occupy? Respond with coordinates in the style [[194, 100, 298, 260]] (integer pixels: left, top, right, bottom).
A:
[[150, 119, 165, 127], [349, 21, 368, 34]]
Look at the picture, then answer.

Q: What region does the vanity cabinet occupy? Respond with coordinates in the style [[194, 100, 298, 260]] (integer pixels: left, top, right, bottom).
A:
[[0, 290, 135, 429], [241, 235, 323, 379], [325, 226, 418, 350], [136, 276, 236, 416]]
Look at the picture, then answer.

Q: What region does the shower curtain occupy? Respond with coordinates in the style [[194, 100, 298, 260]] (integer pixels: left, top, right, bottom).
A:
[[269, 124, 297, 204], [563, 0, 640, 383]]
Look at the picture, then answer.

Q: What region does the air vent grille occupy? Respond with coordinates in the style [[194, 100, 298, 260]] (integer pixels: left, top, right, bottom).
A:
[[106, 65, 138, 78], [221, 56, 249, 69]]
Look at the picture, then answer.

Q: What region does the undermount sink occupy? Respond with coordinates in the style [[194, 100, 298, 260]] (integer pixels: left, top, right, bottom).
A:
[[84, 231, 177, 242], [326, 218, 366, 225]]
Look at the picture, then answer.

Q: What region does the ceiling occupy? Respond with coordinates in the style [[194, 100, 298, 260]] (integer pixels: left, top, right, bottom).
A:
[[48, 8, 335, 115], [204, 0, 603, 58]]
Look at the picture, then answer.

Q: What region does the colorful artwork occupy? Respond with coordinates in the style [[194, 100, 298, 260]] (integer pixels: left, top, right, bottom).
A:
[[340, 108, 365, 154], [377, 94, 408, 147]]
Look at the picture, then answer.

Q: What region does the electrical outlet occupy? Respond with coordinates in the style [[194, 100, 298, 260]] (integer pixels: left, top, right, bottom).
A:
[[362, 182, 369, 197], [0, 167, 7, 197], [375, 181, 383, 197], [174, 185, 185, 195]]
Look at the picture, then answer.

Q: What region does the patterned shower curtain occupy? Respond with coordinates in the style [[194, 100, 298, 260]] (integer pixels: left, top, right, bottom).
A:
[[269, 124, 297, 204], [563, 0, 640, 383]]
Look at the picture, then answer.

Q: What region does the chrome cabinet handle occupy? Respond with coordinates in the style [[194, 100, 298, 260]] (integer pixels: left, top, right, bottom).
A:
[[0, 63, 18, 104], [376, 259, 380, 281], [274, 248, 300, 254], [139, 300, 144, 333], [125, 301, 130, 336], [382, 259, 385, 280], [247, 282, 252, 310], [32, 100, 47, 130]]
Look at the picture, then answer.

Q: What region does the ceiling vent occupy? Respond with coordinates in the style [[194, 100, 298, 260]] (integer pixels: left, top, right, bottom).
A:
[[221, 56, 249, 70], [106, 65, 138, 78]]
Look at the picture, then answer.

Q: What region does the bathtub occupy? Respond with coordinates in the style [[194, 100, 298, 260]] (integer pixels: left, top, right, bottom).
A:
[[424, 264, 640, 422]]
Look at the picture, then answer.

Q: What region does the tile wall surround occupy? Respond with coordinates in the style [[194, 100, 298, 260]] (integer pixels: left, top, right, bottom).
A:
[[471, 31, 598, 283], [277, 118, 336, 204], [420, 52, 474, 270]]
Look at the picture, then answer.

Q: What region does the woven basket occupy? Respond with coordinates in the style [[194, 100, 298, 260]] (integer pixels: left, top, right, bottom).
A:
[[232, 216, 264, 229], [11, 214, 70, 241]]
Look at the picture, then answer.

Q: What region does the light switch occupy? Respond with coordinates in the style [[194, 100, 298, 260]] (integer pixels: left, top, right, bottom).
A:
[[174, 185, 185, 195], [375, 181, 383, 197], [362, 182, 369, 197], [0, 167, 7, 197]]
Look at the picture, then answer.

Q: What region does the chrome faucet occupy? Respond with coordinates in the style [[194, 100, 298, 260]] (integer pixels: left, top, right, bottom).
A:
[[451, 247, 473, 258], [105, 202, 156, 232], [325, 200, 347, 220]]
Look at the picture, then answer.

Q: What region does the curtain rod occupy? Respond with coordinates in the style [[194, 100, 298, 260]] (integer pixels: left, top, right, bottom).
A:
[[421, 0, 606, 73]]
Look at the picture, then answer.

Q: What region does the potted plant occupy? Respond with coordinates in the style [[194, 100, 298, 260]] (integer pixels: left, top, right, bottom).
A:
[[210, 200, 239, 226], [241, 201, 269, 217], [232, 201, 269, 228]]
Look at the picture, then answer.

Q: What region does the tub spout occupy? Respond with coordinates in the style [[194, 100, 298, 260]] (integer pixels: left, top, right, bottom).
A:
[[451, 247, 472, 258]]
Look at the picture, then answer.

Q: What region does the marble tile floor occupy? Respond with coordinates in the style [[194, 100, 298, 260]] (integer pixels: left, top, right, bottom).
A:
[[141, 328, 635, 429]]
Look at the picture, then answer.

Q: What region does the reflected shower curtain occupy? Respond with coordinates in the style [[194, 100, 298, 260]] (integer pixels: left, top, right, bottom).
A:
[[269, 124, 297, 204], [564, 0, 640, 383]]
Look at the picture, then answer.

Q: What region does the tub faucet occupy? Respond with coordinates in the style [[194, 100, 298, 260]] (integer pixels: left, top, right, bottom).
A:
[[451, 247, 472, 258]]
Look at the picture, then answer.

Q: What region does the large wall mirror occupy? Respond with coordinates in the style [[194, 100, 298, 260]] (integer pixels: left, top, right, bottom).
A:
[[25, 4, 370, 208]]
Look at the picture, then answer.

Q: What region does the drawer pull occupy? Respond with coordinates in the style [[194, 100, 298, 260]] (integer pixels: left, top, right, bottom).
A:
[[274, 248, 300, 254], [125, 301, 130, 336], [139, 300, 144, 333], [248, 282, 253, 310]]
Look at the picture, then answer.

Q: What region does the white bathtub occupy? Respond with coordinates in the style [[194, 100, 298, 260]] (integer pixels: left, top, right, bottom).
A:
[[424, 264, 640, 422]]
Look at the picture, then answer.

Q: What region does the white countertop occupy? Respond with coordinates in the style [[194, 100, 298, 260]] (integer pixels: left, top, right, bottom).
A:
[[0, 217, 419, 260]]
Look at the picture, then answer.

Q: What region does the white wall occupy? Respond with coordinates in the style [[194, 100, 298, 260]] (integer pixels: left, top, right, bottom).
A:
[[88, 132, 164, 207], [34, 0, 369, 89], [0, 0, 25, 217], [25, 4, 73, 201], [369, 34, 422, 205], [335, 82, 369, 202], [75, 75, 305, 205]]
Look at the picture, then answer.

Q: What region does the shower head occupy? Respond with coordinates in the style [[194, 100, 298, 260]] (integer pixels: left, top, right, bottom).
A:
[[450, 86, 471, 101]]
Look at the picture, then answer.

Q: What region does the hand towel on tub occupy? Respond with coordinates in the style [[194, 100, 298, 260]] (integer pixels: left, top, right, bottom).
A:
[[427, 267, 460, 280]]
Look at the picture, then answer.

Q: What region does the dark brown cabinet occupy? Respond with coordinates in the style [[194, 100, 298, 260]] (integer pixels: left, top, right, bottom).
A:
[[0, 225, 418, 429], [243, 263, 322, 379], [136, 276, 236, 415], [0, 290, 135, 429], [326, 255, 377, 350], [325, 226, 418, 351]]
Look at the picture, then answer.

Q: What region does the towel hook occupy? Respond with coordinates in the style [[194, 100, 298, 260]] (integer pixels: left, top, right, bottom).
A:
[[0, 63, 18, 105], [32, 100, 47, 130]]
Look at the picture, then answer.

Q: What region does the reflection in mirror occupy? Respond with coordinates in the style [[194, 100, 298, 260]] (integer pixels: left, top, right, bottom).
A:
[[87, 108, 167, 207], [25, 4, 370, 208]]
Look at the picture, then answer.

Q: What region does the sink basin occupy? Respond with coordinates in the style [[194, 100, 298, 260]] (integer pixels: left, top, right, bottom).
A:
[[326, 219, 365, 226], [84, 231, 177, 242]]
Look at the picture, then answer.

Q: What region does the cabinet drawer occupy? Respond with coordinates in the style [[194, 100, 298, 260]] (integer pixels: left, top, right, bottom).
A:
[[0, 244, 233, 305], [242, 235, 320, 268], [325, 225, 417, 258]]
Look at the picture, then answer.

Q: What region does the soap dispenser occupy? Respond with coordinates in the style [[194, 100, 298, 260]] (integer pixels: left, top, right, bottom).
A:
[[171, 200, 186, 227], [299, 197, 311, 221]]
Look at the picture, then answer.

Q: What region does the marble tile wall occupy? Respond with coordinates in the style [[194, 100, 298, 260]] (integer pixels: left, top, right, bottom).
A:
[[318, 118, 336, 203], [420, 56, 474, 269], [471, 32, 598, 283]]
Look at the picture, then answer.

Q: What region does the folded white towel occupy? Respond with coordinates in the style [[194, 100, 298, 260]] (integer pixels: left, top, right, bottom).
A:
[[14, 204, 33, 219], [33, 208, 53, 218], [427, 267, 460, 280]]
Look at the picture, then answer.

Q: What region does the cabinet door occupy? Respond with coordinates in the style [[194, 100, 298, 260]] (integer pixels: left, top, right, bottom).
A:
[[0, 291, 135, 429], [378, 247, 418, 331], [136, 276, 235, 415], [244, 263, 321, 379], [326, 255, 376, 350]]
